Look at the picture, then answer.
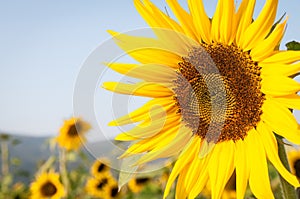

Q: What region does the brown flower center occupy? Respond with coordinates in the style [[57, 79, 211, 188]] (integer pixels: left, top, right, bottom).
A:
[[110, 186, 119, 197], [41, 181, 57, 197], [135, 177, 150, 185], [67, 123, 81, 137], [97, 163, 106, 172], [97, 178, 108, 189], [174, 43, 264, 143]]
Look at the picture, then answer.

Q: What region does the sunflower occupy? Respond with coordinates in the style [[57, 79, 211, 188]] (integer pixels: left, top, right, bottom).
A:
[[287, 149, 300, 181], [128, 176, 151, 193], [103, 0, 300, 198], [102, 182, 120, 199], [222, 171, 237, 199], [56, 117, 91, 151], [85, 173, 113, 198], [29, 172, 65, 199], [222, 190, 236, 199], [91, 159, 111, 178], [203, 171, 237, 199]]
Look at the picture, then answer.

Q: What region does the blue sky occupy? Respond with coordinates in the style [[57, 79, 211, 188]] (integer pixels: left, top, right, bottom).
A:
[[0, 0, 299, 139]]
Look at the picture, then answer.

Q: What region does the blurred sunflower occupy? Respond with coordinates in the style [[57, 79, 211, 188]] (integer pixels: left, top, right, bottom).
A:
[[203, 172, 237, 199], [287, 149, 300, 180], [103, 0, 300, 198], [56, 117, 91, 151], [30, 172, 65, 199], [222, 190, 236, 199], [91, 159, 111, 178], [103, 182, 120, 199], [222, 171, 236, 199], [85, 173, 113, 198], [128, 177, 150, 193]]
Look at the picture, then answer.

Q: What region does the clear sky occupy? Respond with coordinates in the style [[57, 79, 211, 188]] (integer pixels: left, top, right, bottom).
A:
[[0, 0, 299, 139]]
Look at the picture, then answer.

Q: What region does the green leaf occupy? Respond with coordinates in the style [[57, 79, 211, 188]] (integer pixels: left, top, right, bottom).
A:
[[11, 139, 21, 145], [267, 13, 286, 38], [286, 41, 300, 51], [10, 157, 21, 166]]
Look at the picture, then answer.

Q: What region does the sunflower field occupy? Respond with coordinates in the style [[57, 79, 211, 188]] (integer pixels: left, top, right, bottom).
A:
[[0, 115, 300, 198], [0, 118, 175, 199], [2, 0, 300, 199]]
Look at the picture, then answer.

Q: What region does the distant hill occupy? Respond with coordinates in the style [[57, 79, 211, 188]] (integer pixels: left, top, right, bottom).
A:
[[8, 135, 50, 183], [1, 134, 116, 184]]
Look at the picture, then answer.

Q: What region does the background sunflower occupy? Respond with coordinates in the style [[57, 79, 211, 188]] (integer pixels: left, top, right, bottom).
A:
[[128, 176, 151, 193], [102, 182, 120, 199], [86, 173, 121, 199], [56, 117, 91, 151], [29, 172, 65, 199], [91, 159, 111, 178], [288, 149, 300, 181]]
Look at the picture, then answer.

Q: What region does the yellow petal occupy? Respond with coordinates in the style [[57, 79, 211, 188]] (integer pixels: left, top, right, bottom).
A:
[[257, 122, 300, 187], [134, 0, 182, 32], [251, 19, 287, 61], [239, 0, 278, 51], [208, 141, 235, 199], [122, 119, 182, 157], [211, 0, 222, 42], [261, 98, 300, 144], [102, 81, 174, 98], [219, 0, 235, 45], [115, 112, 179, 141], [260, 62, 300, 77], [261, 76, 300, 96], [108, 30, 183, 67], [176, 167, 189, 199], [110, 97, 175, 126], [133, 126, 192, 165], [236, 0, 250, 23], [164, 137, 198, 198], [188, 0, 211, 43], [247, 131, 274, 199], [235, 139, 250, 199], [183, 139, 201, 193], [189, 166, 209, 199], [261, 50, 300, 64], [106, 62, 178, 83], [166, 0, 198, 41], [236, 0, 256, 45], [134, 0, 197, 51], [115, 119, 166, 141], [273, 94, 300, 110]]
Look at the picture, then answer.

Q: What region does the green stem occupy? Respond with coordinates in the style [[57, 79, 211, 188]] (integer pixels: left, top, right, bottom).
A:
[[0, 135, 10, 199], [277, 137, 298, 199], [1, 140, 9, 177], [37, 156, 56, 174], [59, 148, 70, 198]]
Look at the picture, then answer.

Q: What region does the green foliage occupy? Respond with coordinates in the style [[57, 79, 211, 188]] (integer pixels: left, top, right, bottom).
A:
[[0, 134, 297, 199], [286, 41, 300, 51]]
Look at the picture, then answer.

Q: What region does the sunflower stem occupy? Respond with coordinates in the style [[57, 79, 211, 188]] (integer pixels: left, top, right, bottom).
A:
[[0, 135, 10, 199], [277, 137, 298, 199], [59, 148, 70, 198], [1, 137, 9, 177]]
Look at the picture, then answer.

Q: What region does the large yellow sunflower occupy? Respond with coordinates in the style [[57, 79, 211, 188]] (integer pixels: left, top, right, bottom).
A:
[[103, 0, 300, 198], [56, 117, 91, 151], [30, 172, 65, 199]]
